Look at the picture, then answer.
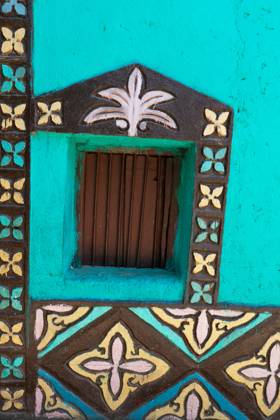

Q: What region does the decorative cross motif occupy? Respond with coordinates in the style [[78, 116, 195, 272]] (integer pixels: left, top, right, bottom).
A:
[[83, 335, 154, 398], [69, 322, 170, 411]]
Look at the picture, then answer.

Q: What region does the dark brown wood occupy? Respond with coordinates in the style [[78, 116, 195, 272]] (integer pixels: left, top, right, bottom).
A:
[[78, 150, 181, 269]]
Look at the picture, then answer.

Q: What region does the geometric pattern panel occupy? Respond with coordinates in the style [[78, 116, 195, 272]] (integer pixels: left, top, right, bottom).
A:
[[30, 304, 195, 418], [5, 301, 277, 419]]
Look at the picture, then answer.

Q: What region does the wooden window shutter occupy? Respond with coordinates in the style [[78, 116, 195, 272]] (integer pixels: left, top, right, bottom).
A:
[[78, 151, 180, 268]]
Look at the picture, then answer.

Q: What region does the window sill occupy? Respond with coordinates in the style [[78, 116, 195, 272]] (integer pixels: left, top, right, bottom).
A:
[[63, 266, 185, 303]]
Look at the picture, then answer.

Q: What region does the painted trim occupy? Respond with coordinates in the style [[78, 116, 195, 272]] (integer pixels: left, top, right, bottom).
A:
[[0, 0, 31, 414]]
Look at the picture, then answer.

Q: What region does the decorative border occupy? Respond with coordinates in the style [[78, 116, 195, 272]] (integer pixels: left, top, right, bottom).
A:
[[28, 300, 280, 419], [186, 109, 233, 304], [0, 0, 31, 415]]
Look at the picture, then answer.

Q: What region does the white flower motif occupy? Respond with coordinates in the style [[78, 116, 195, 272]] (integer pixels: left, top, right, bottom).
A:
[[240, 342, 280, 406], [203, 109, 229, 137], [166, 308, 243, 348], [84, 67, 178, 137]]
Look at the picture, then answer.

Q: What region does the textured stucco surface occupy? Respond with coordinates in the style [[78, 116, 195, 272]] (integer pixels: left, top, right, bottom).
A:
[[31, 0, 280, 305]]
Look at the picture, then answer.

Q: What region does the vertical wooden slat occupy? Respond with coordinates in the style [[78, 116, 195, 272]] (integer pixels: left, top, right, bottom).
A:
[[153, 157, 164, 267], [93, 153, 109, 265], [82, 153, 96, 265], [124, 154, 135, 266], [78, 154, 85, 262], [160, 157, 173, 267], [137, 156, 158, 267], [104, 154, 111, 265], [136, 155, 148, 267], [105, 154, 121, 266], [117, 154, 125, 266], [90, 153, 98, 265], [166, 157, 180, 264], [126, 154, 146, 267]]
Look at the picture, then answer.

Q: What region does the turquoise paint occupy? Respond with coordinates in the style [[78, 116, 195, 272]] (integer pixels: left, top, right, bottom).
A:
[[131, 307, 197, 361], [129, 372, 248, 420], [63, 267, 183, 302], [30, 131, 194, 301], [32, 0, 280, 305], [130, 308, 271, 362], [39, 306, 111, 358], [39, 369, 105, 419]]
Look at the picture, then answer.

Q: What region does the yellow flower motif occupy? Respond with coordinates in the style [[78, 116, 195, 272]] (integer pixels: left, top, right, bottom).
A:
[[0, 389, 24, 411], [37, 101, 62, 125], [0, 321, 23, 346], [203, 108, 230, 137], [0, 177, 25, 204], [0, 103, 26, 131], [0, 250, 22, 276], [1, 27, 25, 55], [193, 252, 216, 276], [199, 184, 223, 209]]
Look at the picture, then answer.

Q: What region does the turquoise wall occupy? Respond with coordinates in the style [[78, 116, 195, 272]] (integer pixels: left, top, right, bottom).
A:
[[32, 0, 280, 305]]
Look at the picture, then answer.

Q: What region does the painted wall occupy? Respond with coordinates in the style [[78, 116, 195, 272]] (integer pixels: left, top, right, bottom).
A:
[[31, 0, 280, 305]]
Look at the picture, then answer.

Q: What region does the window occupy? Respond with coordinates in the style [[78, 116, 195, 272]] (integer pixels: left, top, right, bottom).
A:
[[78, 150, 181, 269], [30, 64, 232, 303]]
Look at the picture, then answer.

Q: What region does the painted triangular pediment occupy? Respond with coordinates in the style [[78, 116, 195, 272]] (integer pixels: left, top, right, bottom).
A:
[[33, 64, 232, 141]]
